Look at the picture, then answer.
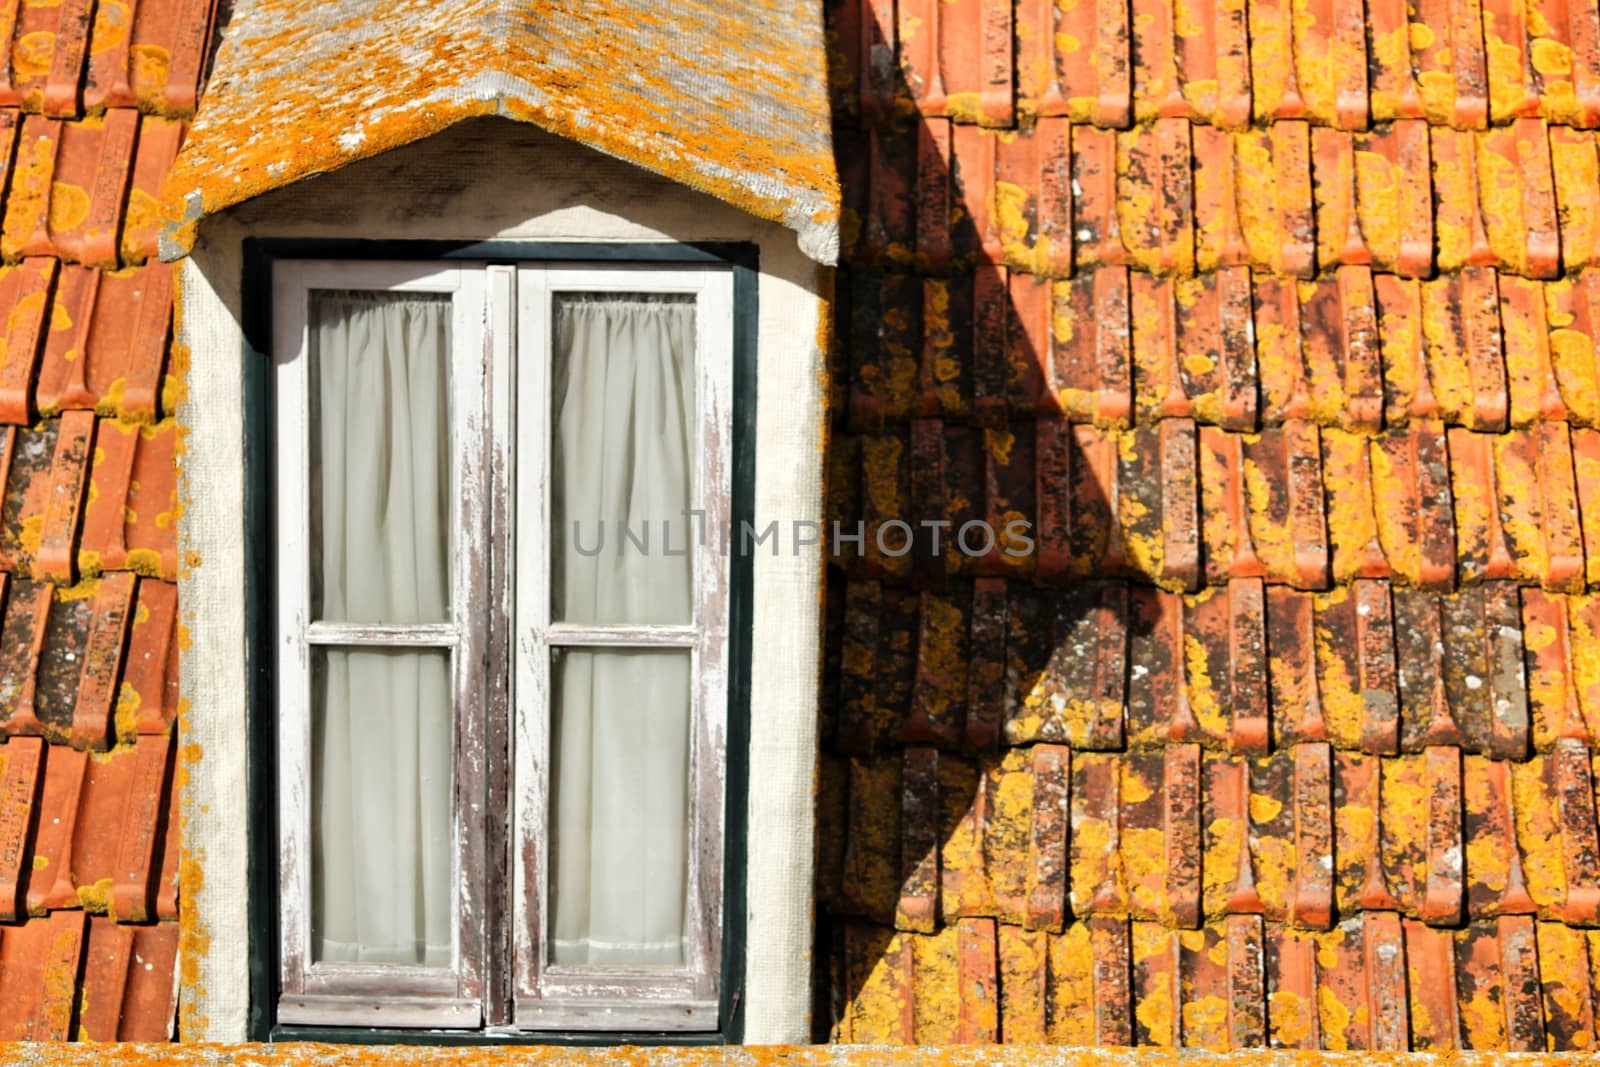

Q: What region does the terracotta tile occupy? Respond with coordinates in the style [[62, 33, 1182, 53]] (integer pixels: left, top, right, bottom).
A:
[[1367, 0, 1488, 125], [1478, 119, 1562, 279], [1048, 266, 1132, 425], [79, 418, 178, 582], [1463, 755, 1539, 919], [1070, 125, 1127, 270], [1262, 926, 1318, 1047], [860, 126, 915, 267], [1554, 738, 1600, 923], [966, 262, 1004, 422], [951, 751, 1031, 923], [1394, 584, 1528, 756], [895, 745, 939, 932], [1069, 750, 1127, 915], [1510, 753, 1576, 917], [1228, 122, 1315, 278], [1202, 757, 1259, 919], [916, 276, 970, 419], [0, 579, 50, 735], [1130, 922, 1180, 1045], [23, 740, 86, 913], [0, 416, 93, 581], [1366, 423, 1457, 589], [1304, 585, 1383, 752], [993, 119, 1071, 277], [1266, 588, 1328, 745], [36, 265, 174, 422], [836, 924, 912, 1042], [77, 915, 134, 1041], [905, 588, 967, 748], [912, 121, 951, 273], [1131, 269, 1255, 430], [1482, 0, 1543, 122], [1552, 129, 1600, 273], [1252, 278, 1311, 423], [81, 918, 178, 1038], [1248, 0, 1368, 127], [0, 0, 93, 117], [955, 917, 998, 1041], [0, 910, 85, 1039], [996, 925, 1048, 1043], [1422, 269, 1508, 429], [1023, 742, 1069, 931], [1361, 121, 1435, 277], [1457, 425, 1586, 590], [120, 115, 183, 265], [1575, 429, 1600, 588], [1538, 921, 1598, 1049], [0, 257, 58, 425], [847, 272, 918, 429], [1128, 0, 1251, 125], [1264, 267, 1381, 431], [1199, 422, 1329, 589], [941, 0, 1012, 126], [84, 0, 218, 117], [68, 571, 135, 750], [1373, 274, 1434, 425], [33, 409, 90, 583], [1432, 127, 1497, 271], [858, 430, 911, 581], [895, 0, 943, 118], [1015, 0, 1130, 125], [838, 757, 900, 921], [1333, 752, 1398, 915], [1502, 274, 1570, 426], [854, 0, 895, 122], [964, 578, 1005, 750], [1523, 589, 1595, 747], [1546, 273, 1600, 428], [1005, 274, 1050, 416], [1190, 125, 1250, 272], [0, 734, 44, 919], [1121, 420, 1199, 591], [117, 575, 174, 742], [1115, 119, 1194, 276], [1004, 582, 1126, 748], [1405, 919, 1462, 1048], [1320, 430, 1391, 583], [1125, 585, 1190, 746]]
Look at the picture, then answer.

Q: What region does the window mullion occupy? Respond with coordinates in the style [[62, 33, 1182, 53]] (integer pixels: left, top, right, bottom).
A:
[[511, 265, 554, 1011]]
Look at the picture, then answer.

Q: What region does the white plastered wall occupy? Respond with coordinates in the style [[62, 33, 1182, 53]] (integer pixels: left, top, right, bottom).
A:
[[175, 118, 825, 1043]]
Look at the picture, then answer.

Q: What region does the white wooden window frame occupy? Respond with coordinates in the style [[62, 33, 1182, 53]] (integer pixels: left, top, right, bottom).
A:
[[511, 267, 733, 1032], [270, 258, 733, 1034]]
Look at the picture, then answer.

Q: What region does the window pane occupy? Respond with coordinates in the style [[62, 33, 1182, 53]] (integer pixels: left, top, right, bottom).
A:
[[550, 294, 695, 625], [311, 646, 453, 966], [311, 291, 451, 624], [549, 648, 691, 967]]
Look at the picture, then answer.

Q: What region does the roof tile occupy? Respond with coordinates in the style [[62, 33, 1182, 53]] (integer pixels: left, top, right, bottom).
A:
[[1014, 0, 1131, 126]]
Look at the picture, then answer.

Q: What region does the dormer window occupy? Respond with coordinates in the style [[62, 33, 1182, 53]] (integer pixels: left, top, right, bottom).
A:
[[269, 258, 735, 1031]]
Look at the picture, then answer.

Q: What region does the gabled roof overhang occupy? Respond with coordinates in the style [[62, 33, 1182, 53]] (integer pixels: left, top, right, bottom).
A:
[[158, 0, 841, 263]]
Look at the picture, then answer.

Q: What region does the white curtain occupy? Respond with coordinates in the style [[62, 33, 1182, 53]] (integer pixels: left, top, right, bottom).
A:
[[549, 295, 696, 967], [310, 292, 454, 967]]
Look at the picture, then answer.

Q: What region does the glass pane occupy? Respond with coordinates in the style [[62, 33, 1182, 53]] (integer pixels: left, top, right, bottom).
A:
[[311, 646, 454, 966], [550, 294, 696, 624], [310, 290, 451, 624], [549, 648, 691, 967]]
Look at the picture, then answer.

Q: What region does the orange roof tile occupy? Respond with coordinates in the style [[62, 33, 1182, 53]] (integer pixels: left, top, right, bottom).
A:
[[822, 0, 1600, 1051], [0, 0, 207, 1044]]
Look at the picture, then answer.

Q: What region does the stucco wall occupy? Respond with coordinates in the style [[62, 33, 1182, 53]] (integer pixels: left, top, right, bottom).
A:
[[175, 117, 827, 1042]]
